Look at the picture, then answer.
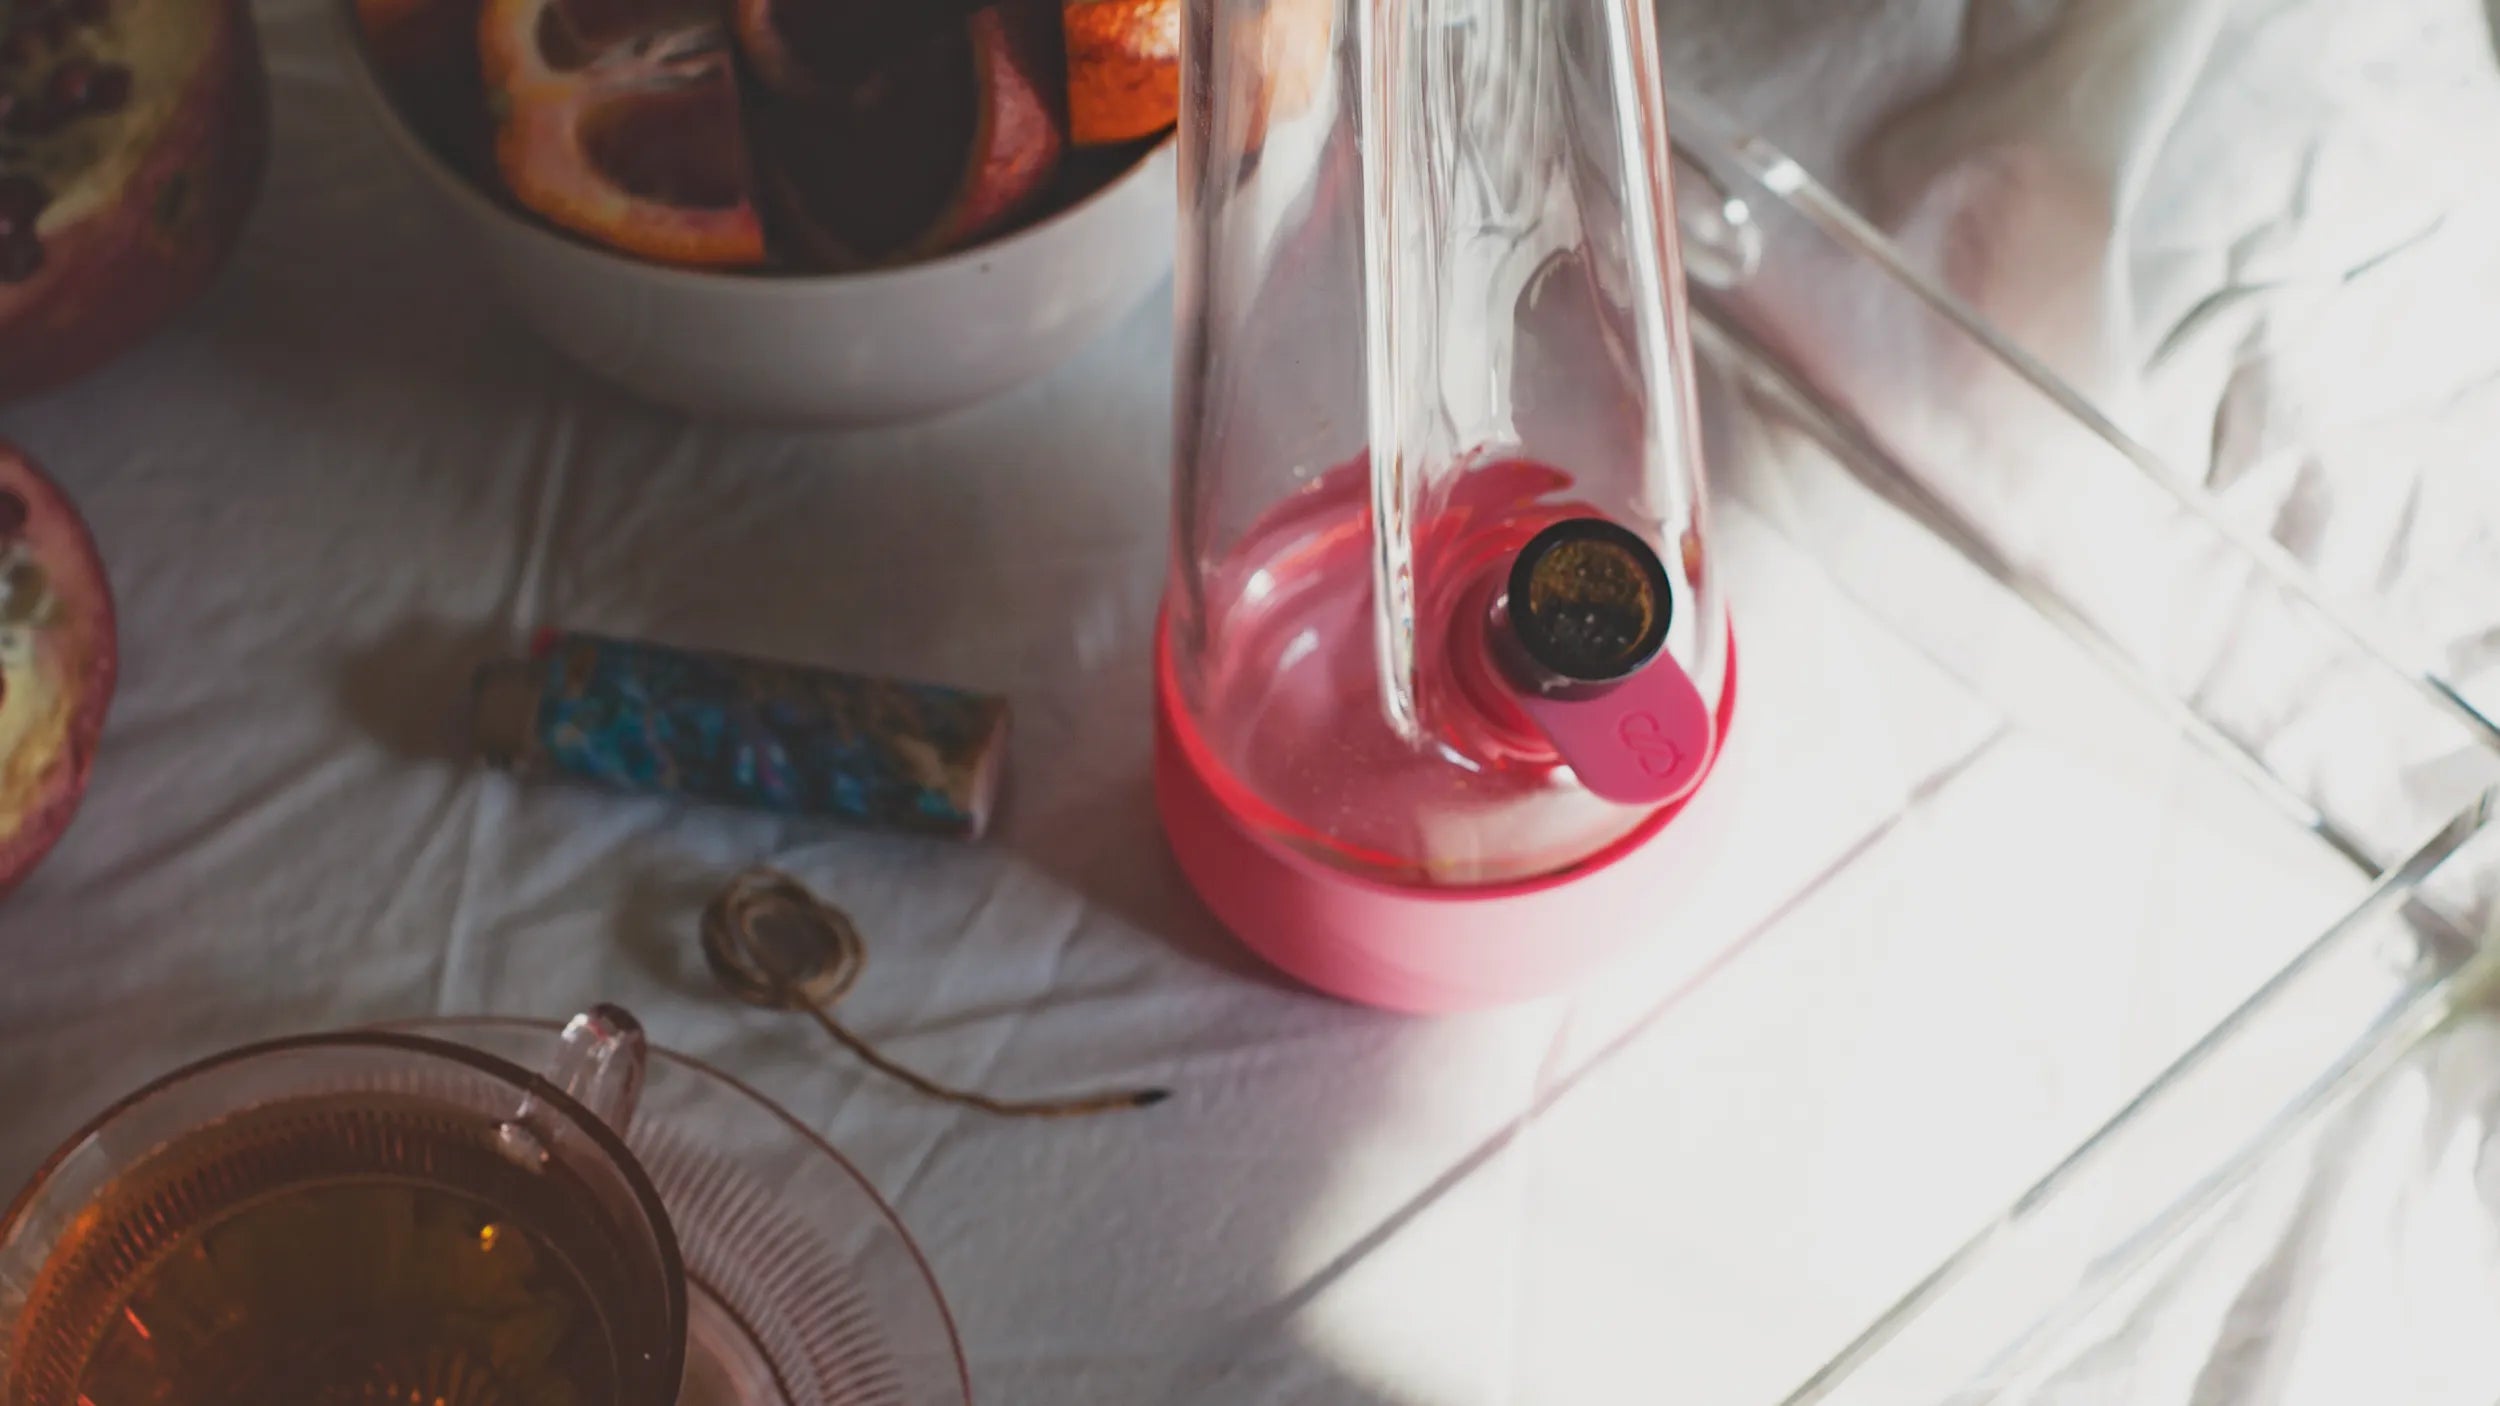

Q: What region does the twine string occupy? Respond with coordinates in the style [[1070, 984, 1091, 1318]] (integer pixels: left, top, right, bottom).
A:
[[701, 868, 1168, 1119]]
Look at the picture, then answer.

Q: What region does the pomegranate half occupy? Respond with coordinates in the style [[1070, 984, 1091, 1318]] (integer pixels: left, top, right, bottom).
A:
[[0, 441, 114, 891], [0, 0, 270, 402]]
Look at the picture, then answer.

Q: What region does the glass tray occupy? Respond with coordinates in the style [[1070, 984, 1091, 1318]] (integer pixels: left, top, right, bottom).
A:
[[1588, 92, 2500, 1404]]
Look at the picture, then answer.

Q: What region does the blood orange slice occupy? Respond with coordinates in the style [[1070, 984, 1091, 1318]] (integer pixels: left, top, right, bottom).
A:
[[479, 0, 766, 268], [733, 0, 1066, 269], [1061, 0, 1178, 147]]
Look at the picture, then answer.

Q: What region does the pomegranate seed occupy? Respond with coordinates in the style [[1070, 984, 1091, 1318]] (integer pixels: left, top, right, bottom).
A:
[[0, 233, 42, 284], [0, 174, 47, 235], [44, 60, 96, 113], [0, 492, 29, 540]]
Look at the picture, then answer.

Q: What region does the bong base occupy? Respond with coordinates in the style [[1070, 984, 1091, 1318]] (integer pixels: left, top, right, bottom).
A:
[[1153, 629, 1737, 1013]]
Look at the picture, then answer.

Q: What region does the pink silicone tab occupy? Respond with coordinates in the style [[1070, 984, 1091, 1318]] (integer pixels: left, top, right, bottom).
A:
[[1517, 656, 1715, 806], [1154, 622, 1740, 1012]]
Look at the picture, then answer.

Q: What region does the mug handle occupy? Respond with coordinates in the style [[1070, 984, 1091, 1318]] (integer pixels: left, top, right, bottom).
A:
[[500, 1005, 649, 1165]]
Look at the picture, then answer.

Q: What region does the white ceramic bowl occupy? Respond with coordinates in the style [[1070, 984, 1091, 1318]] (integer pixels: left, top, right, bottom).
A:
[[336, 3, 1176, 426]]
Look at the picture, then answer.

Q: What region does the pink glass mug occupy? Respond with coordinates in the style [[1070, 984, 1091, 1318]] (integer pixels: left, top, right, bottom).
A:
[[0, 1006, 687, 1405]]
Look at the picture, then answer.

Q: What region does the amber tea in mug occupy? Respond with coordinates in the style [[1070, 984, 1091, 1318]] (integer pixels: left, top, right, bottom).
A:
[[0, 1019, 685, 1406]]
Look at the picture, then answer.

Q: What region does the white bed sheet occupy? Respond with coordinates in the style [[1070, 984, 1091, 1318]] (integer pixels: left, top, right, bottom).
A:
[[0, 1, 2495, 1403], [1740, 0, 2500, 1400]]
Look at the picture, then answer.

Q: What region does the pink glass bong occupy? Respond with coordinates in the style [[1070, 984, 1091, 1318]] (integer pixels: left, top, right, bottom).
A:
[[1157, 0, 1733, 1011]]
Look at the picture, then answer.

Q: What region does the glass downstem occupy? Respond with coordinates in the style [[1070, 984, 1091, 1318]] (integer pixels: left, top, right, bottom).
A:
[[1356, 0, 1422, 742]]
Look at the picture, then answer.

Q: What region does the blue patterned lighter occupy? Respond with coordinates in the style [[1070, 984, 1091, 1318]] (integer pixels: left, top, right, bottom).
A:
[[472, 631, 1008, 839]]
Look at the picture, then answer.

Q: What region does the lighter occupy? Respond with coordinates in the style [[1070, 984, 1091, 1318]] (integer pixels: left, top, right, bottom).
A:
[[472, 631, 1009, 839]]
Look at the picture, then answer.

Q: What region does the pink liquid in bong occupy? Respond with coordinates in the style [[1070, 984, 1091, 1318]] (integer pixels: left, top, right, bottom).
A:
[[1173, 457, 1662, 886]]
